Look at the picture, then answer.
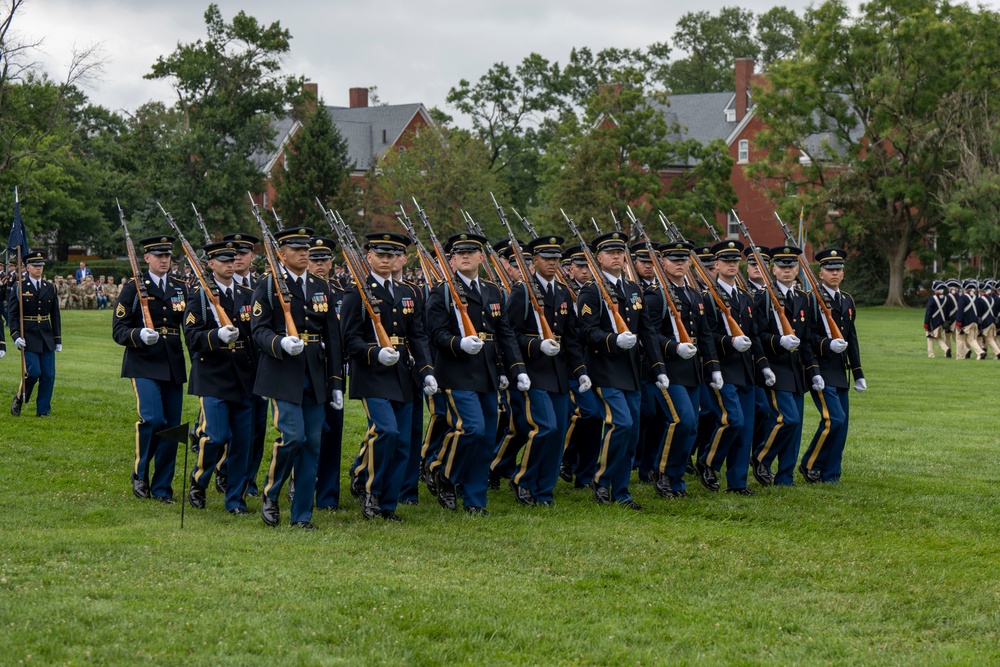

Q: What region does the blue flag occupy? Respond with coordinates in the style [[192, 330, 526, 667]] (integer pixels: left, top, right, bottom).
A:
[[6, 200, 30, 256]]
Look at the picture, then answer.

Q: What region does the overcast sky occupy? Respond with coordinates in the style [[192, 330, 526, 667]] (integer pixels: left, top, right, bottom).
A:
[[15, 0, 888, 120]]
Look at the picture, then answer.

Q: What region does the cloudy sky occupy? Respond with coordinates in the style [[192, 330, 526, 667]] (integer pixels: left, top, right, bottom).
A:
[[19, 0, 855, 119]]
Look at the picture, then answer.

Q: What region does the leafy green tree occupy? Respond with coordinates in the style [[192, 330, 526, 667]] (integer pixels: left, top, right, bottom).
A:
[[666, 7, 759, 94]]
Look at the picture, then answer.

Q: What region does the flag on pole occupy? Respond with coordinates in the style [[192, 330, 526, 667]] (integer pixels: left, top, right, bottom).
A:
[[6, 199, 30, 256]]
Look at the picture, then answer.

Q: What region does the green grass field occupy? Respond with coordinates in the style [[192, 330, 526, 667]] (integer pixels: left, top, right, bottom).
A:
[[0, 308, 997, 666]]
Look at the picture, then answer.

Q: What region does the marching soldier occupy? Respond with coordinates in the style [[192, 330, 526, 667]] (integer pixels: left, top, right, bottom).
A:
[[923, 280, 952, 358], [341, 233, 436, 521], [800, 248, 866, 483], [184, 242, 256, 514], [955, 279, 987, 360], [632, 243, 665, 485], [743, 246, 773, 460], [251, 227, 344, 529], [979, 280, 1000, 359], [8, 251, 62, 417], [426, 233, 527, 515], [113, 235, 188, 503], [943, 279, 961, 355]]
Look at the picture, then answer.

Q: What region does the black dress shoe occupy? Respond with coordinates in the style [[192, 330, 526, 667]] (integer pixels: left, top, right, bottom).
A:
[[946, 348, 952, 358], [685, 458, 696, 475], [696, 460, 721, 492], [618, 498, 643, 511], [509, 479, 536, 506], [188, 427, 199, 454], [420, 466, 437, 497], [653, 476, 676, 498], [154, 495, 175, 504], [227, 507, 250, 515], [349, 473, 364, 498], [750, 456, 774, 487], [798, 463, 820, 484], [591, 481, 611, 505], [188, 483, 207, 509], [215, 473, 228, 495], [487, 470, 502, 491], [361, 493, 382, 519], [435, 471, 457, 511], [381, 510, 404, 523], [131, 473, 150, 499], [725, 487, 757, 496], [559, 462, 573, 483], [464, 506, 490, 516], [10, 393, 22, 417], [261, 496, 280, 526], [291, 521, 317, 531]]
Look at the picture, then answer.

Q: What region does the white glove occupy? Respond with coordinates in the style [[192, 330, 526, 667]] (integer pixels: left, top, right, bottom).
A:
[[516, 373, 531, 391], [139, 328, 160, 346], [676, 342, 698, 360], [709, 371, 724, 390], [217, 325, 239, 344], [779, 335, 800, 351], [460, 335, 484, 355], [55, 344, 62, 353], [330, 389, 344, 410], [0, 350, 5, 359], [811, 375, 826, 391], [377, 347, 400, 366], [616, 332, 637, 350], [15, 337, 27, 350], [423, 375, 439, 396], [830, 338, 849, 354], [732, 336, 752, 353], [655, 374, 670, 390], [762, 368, 776, 387], [854, 378, 867, 392], [540, 339, 561, 357], [280, 336, 304, 356], [498, 375, 510, 390], [577, 375, 592, 393]]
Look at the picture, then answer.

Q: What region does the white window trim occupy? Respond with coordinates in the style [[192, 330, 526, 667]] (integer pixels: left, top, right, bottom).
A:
[[738, 139, 749, 164]]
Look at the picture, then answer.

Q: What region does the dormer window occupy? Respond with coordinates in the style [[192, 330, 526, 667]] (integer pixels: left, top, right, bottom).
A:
[[726, 109, 736, 122]]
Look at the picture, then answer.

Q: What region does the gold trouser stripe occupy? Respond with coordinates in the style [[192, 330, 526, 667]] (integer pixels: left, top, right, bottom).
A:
[[360, 399, 381, 495], [263, 399, 283, 498], [593, 388, 615, 485], [563, 399, 580, 455], [489, 390, 517, 470], [704, 387, 729, 468], [193, 397, 209, 480], [355, 422, 375, 476], [807, 389, 832, 469], [421, 411, 439, 460], [441, 389, 464, 479], [513, 392, 541, 486], [655, 387, 680, 475], [131, 379, 141, 475], [758, 389, 785, 461]]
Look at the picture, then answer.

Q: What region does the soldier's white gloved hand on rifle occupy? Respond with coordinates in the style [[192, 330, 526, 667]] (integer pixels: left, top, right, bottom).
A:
[[655, 374, 670, 390], [330, 390, 344, 410], [811, 375, 826, 391], [676, 342, 698, 360], [139, 328, 159, 346], [762, 368, 776, 386], [280, 335, 304, 356], [460, 335, 484, 355], [217, 325, 239, 345], [15, 337, 27, 350], [423, 375, 439, 396], [498, 375, 510, 390], [616, 332, 637, 350], [709, 371, 724, 391], [577, 374, 592, 393], [55, 344, 62, 353], [854, 378, 867, 392], [829, 338, 849, 354], [732, 335, 752, 353], [377, 347, 400, 366], [779, 335, 800, 351], [540, 339, 561, 357], [516, 373, 531, 391]]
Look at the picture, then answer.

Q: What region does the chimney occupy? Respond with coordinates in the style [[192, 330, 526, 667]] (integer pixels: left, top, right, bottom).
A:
[[734, 59, 754, 122], [349, 87, 369, 108], [301, 82, 318, 114]]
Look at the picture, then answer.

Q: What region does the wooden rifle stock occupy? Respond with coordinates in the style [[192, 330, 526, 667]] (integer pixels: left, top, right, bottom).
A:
[[118, 200, 155, 329], [700, 213, 747, 291], [627, 209, 692, 344], [511, 208, 577, 303], [249, 193, 298, 338], [734, 210, 793, 336], [775, 212, 843, 339], [462, 209, 508, 291], [492, 194, 554, 341], [412, 199, 477, 337], [563, 210, 629, 333]]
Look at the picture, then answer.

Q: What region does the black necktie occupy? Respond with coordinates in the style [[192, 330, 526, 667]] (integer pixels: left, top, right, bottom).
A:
[[294, 276, 303, 298], [470, 280, 479, 296], [386, 280, 394, 299], [546, 281, 554, 301], [224, 287, 232, 302]]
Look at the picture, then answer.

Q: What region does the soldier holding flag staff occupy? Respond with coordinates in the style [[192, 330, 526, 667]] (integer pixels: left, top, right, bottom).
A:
[[8, 251, 61, 417]]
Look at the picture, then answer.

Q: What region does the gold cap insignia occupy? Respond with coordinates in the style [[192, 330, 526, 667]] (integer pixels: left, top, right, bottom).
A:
[[784, 247, 790, 253], [612, 233, 620, 240], [550, 237, 556, 244], [161, 237, 168, 243], [226, 242, 233, 248], [728, 242, 735, 248], [831, 250, 838, 256], [460, 234, 468, 241], [235, 235, 242, 240], [317, 240, 324, 246]]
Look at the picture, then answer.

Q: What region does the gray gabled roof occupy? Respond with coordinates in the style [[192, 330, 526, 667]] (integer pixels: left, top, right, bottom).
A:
[[648, 92, 739, 156]]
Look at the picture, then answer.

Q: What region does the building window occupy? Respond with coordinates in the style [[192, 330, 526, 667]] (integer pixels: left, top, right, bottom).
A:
[[738, 139, 749, 164], [727, 211, 739, 239]]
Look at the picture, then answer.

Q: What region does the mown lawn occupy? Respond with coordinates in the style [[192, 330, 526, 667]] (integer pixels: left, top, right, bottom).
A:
[[0, 308, 997, 666]]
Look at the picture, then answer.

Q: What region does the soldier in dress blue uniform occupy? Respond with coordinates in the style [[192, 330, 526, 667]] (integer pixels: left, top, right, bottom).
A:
[[113, 236, 188, 503], [425, 233, 527, 515], [800, 248, 866, 484], [577, 232, 667, 509], [698, 241, 776, 495], [642, 240, 722, 498], [502, 235, 589, 507], [630, 243, 664, 486], [8, 251, 61, 417], [341, 233, 437, 522], [923, 280, 952, 358], [251, 227, 344, 530], [750, 245, 822, 487], [743, 246, 774, 468], [183, 241, 256, 513]]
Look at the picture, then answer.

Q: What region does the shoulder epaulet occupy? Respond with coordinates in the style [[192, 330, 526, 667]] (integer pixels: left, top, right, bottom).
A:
[[481, 279, 496, 286], [841, 290, 853, 298]]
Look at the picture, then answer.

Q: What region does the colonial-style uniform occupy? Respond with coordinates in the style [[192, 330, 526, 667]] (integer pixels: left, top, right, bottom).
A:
[[8, 251, 61, 417], [800, 248, 866, 483], [954, 279, 986, 360], [251, 228, 343, 528], [979, 280, 1000, 359], [923, 280, 952, 358], [112, 236, 188, 502]]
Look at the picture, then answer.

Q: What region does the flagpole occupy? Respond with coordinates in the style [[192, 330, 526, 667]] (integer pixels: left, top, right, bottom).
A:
[[14, 186, 27, 403]]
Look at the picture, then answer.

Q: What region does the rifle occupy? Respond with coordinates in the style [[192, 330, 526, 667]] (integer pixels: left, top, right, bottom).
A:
[[117, 199, 154, 330], [412, 198, 478, 337], [397, 206, 443, 287], [700, 213, 746, 291], [775, 212, 843, 339], [609, 209, 637, 283], [316, 199, 392, 348], [733, 209, 793, 335], [191, 204, 211, 243], [626, 207, 693, 343], [462, 209, 507, 290], [271, 207, 284, 231], [562, 209, 630, 333], [248, 192, 298, 338], [511, 207, 577, 303], [157, 202, 232, 328], [654, 211, 743, 337], [491, 193, 554, 341]]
